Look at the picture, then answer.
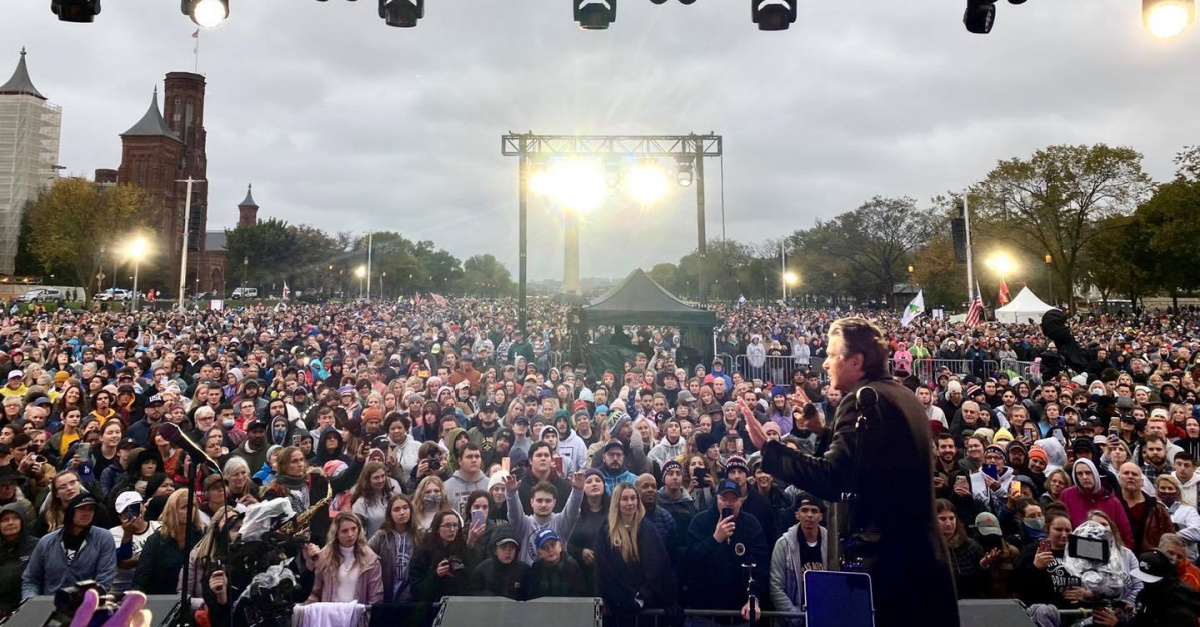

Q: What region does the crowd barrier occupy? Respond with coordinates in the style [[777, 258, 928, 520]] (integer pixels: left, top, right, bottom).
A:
[[732, 355, 825, 384]]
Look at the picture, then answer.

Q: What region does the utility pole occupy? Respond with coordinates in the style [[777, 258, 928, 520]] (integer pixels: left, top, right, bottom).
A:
[[964, 194, 975, 307], [175, 177, 203, 309], [366, 232, 373, 300]]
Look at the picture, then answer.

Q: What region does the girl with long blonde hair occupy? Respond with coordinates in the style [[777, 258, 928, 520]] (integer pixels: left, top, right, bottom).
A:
[[595, 482, 677, 623]]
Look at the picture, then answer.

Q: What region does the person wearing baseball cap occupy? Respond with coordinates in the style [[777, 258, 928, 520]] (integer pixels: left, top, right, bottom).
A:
[[22, 492, 117, 598], [681, 478, 768, 620], [523, 527, 586, 598], [470, 524, 528, 599], [109, 491, 157, 593], [770, 491, 828, 616], [1, 371, 26, 399], [1125, 548, 1200, 625]]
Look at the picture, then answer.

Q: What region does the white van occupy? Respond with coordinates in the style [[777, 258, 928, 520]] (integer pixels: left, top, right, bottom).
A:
[[231, 287, 259, 299]]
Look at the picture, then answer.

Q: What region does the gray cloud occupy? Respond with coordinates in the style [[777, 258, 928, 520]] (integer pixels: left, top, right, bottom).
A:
[[3, 0, 1197, 281]]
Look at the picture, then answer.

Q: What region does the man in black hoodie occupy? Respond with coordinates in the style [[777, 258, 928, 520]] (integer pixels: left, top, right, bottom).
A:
[[470, 525, 528, 599], [0, 502, 36, 614]]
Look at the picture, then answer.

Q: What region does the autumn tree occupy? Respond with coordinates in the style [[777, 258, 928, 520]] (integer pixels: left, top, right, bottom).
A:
[[25, 178, 153, 303], [970, 144, 1153, 309]]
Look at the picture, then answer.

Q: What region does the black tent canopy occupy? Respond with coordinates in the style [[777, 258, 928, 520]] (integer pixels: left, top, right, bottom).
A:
[[576, 269, 716, 371]]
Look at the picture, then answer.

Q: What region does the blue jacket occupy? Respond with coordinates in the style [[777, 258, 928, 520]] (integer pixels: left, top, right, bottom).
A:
[[601, 467, 638, 495], [22, 525, 117, 599]]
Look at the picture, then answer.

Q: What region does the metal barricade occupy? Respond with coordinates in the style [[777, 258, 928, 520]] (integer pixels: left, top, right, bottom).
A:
[[634, 608, 805, 627], [729, 354, 823, 384], [913, 359, 1002, 383]]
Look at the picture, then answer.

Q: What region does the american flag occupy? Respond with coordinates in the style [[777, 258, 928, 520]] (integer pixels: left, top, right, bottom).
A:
[[966, 284, 984, 326]]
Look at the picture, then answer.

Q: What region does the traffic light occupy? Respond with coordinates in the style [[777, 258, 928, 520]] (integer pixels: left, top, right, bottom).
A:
[[379, 0, 424, 27], [964, 0, 997, 34], [51, 0, 101, 22], [751, 0, 796, 31], [575, 0, 616, 30]]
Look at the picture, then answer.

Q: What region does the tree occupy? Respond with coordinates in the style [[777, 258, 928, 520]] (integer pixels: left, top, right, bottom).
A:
[[223, 218, 301, 291], [1079, 216, 1150, 306], [25, 178, 153, 303], [1133, 176, 1200, 308], [463, 254, 514, 297], [647, 263, 680, 294], [795, 196, 937, 307], [910, 233, 967, 310], [970, 144, 1153, 310]]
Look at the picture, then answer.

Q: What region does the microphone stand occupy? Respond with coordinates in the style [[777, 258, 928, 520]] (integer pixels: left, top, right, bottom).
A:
[[179, 456, 199, 627]]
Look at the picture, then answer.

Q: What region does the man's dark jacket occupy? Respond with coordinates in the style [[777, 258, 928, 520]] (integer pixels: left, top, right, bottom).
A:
[[761, 378, 959, 627]]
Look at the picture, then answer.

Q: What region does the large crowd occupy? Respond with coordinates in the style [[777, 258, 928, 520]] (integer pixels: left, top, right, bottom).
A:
[[0, 295, 1197, 627]]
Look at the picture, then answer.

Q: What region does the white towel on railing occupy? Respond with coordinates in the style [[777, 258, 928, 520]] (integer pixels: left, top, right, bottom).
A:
[[292, 602, 367, 627]]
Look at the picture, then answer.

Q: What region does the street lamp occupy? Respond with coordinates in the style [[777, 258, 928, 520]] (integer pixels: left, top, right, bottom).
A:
[[355, 265, 366, 299], [1044, 254, 1053, 303], [127, 236, 149, 312], [242, 256, 248, 288]]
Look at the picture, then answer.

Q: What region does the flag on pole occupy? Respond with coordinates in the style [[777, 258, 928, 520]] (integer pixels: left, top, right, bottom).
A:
[[901, 289, 925, 327], [282, 282, 291, 301], [966, 283, 984, 326], [192, 29, 199, 39], [431, 293, 448, 306], [737, 294, 746, 307], [997, 279, 1010, 305]]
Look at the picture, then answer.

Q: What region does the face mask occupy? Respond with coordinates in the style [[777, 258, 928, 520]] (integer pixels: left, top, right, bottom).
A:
[[422, 493, 443, 508], [1025, 517, 1046, 531], [1160, 492, 1179, 507], [222, 419, 235, 428], [273, 429, 286, 441]]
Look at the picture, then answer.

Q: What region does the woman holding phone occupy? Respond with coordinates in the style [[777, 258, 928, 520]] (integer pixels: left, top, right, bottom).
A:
[[461, 490, 496, 563], [1013, 511, 1076, 607]]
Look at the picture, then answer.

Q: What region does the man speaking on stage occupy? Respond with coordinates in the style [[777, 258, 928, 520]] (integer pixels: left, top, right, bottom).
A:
[[747, 318, 959, 627]]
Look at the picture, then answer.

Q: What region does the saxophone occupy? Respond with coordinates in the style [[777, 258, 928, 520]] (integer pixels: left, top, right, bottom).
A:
[[272, 479, 333, 540]]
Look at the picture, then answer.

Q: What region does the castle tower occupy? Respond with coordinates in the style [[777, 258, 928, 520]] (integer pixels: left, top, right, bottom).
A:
[[0, 48, 62, 274], [238, 184, 258, 226]]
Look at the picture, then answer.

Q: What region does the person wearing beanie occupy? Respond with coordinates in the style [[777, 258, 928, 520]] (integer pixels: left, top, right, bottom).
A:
[[970, 444, 1015, 512], [588, 410, 651, 476], [657, 459, 697, 522], [22, 493, 117, 598]]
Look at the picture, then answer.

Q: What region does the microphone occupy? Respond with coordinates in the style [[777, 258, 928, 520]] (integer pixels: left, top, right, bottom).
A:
[[158, 422, 222, 472]]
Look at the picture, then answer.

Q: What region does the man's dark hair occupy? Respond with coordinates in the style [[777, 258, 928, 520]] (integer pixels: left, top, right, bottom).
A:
[[462, 442, 481, 455], [828, 318, 889, 380], [1176, 451, 1195, 464], [936, 432, 956, 446], [1144, 433, 1167, 447], [531, 481, 557, 499], [1014, 497, 1039, 518], [528, 441, 553, 459], [216, 403, 234, 414]]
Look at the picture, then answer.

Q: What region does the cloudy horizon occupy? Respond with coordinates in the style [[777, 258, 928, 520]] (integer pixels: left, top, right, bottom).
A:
[[3, 0, 1197, 281]]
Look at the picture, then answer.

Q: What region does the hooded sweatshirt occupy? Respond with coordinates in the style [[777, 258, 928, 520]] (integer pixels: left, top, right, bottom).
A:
[[444, 467, 490, 513], [1059, 458, 1134, 548], [554, 417, 589, 475], [21, 496, 117, 598], [647, 433, 687, 469], [0, 503, 37, 612]]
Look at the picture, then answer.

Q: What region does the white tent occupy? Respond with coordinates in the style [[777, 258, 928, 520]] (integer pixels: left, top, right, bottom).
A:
[[994, 286, 1054, 324]]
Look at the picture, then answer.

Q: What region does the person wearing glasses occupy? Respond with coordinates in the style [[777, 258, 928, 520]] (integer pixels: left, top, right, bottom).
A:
[[410, 510, 475, 603]]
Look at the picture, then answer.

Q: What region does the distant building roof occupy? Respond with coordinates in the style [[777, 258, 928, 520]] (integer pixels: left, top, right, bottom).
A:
[[239, 184, 258, 208], [121, 87, 181, 141], [0, 48, 46, 100], [205, 230, 227, 253]]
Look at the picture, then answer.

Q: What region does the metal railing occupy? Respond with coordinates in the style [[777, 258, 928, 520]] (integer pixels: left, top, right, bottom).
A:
[[911, 359, 1003, 382], [732, 355, 823, 383], [634, 607, 804, 626]]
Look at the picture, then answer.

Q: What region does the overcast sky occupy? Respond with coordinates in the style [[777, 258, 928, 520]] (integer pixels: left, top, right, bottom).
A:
[[3, 0, 1198, 280]]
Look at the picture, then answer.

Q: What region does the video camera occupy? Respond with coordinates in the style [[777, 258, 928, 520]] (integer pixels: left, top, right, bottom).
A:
[[41, 581, 122, 627]]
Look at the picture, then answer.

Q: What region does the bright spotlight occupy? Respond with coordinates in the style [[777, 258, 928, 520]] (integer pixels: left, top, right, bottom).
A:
[[1144, 0, 1194, 37], [628, 162, 670, 205], [784, 272, 799, 286], [532, 160, 606, 211], [985, 252, 1016, 277], [355, 265, 367, 278], [182, 0, 229, 28], [676, 160, 694, 188]]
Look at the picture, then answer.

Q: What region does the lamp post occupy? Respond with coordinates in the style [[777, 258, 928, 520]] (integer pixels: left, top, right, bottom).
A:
[[175, 176, 205, 309], [1044, 254, 1053, 304], [784, 272, 798, 302], [355, 265, 366, 300], [128, 237, 148, 312], [242, 257, 248, 289]]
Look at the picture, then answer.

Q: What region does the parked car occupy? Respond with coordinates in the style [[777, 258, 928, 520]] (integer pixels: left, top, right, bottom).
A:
[[17, 288, 64, 303], [230, 287, 258, 299], [95, 288, 132, 302]]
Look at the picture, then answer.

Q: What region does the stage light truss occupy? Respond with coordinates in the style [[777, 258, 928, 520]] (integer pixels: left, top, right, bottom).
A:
[[501, 134, 722, 159]]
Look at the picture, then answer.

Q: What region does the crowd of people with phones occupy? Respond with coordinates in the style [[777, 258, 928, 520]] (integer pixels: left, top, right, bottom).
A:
[[0, 295, 1196, 626]]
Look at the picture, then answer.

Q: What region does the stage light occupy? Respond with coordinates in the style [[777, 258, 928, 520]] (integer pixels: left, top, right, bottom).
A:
[[604, 161, 622, 189], [532, 160, 606, 211], [575, 0, 616, 30], [182, 0, 228, 27], [1144, 0, 1194, 38], [679, 0, 697, 4], [379, 0, 424, 27], [676, 159, 694, 188], [628, 161, 670, 204], [51, 0, 101, 22], [964, 0, 997, 34], [751, 0, 797, 31], [649, 0, 668, 4]]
